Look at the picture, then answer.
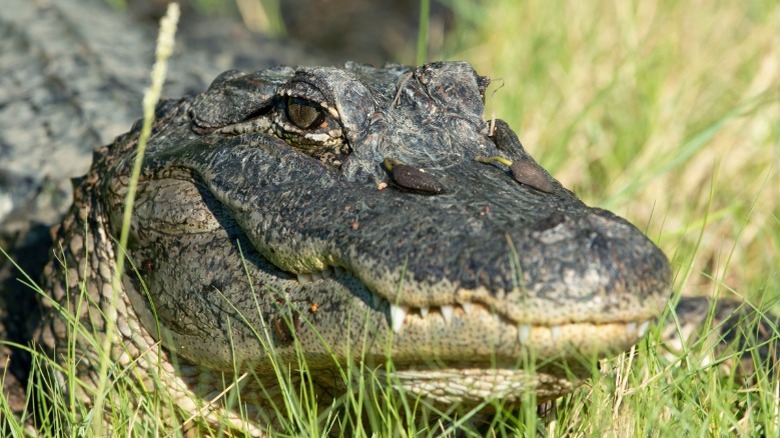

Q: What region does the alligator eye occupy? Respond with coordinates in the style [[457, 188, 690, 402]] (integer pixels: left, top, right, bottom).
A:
[[286, 97, 326, 130]]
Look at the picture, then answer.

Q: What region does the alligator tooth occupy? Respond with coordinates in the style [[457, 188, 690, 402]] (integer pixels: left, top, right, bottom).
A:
[[419, 306, 429, 318], [297, 273, 312, 283], [626, 321, 637, 335], [550, 325, 561, 341], [638, 321, 650, 337], [390, 304, 408, 333], [310, 271, 323, 281], [333, 266, 345, 275], [460, 302, 473, 315], [321, 268, 333, 279], [441, 305, 454, 324], [517, 324, 531, 343], [371, 293, 382, 309]]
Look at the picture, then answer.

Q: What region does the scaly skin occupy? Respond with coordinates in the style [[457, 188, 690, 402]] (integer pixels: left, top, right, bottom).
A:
[[38, 62, 671, 433]]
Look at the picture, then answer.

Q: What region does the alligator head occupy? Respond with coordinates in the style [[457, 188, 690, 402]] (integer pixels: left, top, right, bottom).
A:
[[89, 62, 669, 417]]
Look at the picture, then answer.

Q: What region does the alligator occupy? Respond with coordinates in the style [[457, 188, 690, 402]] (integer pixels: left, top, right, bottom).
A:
[[27, 60, 671, 434], [1, 0, 775, 435]]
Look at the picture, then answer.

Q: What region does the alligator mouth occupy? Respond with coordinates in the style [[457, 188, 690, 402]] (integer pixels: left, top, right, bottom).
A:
[[291, 265, 652, 347], [290, 266, 651, 406]]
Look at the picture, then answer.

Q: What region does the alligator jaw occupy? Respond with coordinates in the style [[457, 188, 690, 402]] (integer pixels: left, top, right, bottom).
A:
[[385, 302, 650, 343], [287, 268, 653, 405], [295, 265, 652, 343]]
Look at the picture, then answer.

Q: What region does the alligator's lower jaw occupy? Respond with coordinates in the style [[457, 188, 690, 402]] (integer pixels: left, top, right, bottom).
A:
[[368, 319, 651, 405], [381, 312, 652, 364], [377, 366, 588, 406]]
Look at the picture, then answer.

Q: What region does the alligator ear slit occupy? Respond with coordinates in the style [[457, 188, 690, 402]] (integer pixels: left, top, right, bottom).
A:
[[191, 105, 273, 134], [239, 105, 273, 123]]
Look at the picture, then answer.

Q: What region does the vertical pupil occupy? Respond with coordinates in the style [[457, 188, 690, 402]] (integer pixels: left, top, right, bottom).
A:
[[287, 97, 323, 129]]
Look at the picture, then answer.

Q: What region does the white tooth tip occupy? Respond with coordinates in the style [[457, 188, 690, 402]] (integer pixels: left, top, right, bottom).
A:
[[550, 325, 561, 341], [638, 321, 650, 337], [626, 321, 637, 335], [517, 324, 532, 343], [310, 272, 323, 281], [297, 273, 312, 283], [461, 302, 473, 314], [440, 305, 454, 324], [390, 305, 408, 334], [419, 306, 429, 318]]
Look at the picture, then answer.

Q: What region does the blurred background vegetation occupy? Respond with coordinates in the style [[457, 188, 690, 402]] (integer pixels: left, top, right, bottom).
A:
[[121, 0, 778, 311]]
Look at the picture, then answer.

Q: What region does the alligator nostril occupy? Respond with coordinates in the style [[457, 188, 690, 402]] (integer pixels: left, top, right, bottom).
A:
[[383, 157, 444, 194]]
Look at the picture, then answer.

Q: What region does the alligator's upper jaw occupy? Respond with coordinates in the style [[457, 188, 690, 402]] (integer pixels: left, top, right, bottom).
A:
[[195, 128, 671, 328]]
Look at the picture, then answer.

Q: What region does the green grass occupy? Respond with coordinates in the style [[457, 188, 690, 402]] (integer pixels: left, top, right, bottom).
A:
[[3, 0, 779, 436]]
